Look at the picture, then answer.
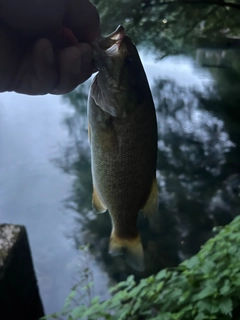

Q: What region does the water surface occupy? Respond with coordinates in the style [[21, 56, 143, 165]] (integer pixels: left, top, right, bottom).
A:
[[1, 52, 239, 314]]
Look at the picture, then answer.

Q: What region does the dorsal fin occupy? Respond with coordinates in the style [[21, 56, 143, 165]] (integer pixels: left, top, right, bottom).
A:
[[92, 186, 107, 213]]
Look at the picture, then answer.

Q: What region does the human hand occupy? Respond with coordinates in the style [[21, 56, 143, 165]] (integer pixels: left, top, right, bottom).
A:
[[0, 0, 100, 95]]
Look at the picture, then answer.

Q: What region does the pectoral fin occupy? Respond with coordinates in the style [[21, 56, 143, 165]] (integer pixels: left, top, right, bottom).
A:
[[92, 186, 107, 213], [141, 177, 159, 228]]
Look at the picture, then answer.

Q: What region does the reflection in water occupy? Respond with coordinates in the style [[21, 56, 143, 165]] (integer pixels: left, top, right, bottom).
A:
[[93, 0, 240, 58], [56, 56, 240, 285], [0, 2, 239, 313]]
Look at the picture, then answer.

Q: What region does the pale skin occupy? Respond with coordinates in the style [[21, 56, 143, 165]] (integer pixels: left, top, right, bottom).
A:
[[0, 0, 100, 95]]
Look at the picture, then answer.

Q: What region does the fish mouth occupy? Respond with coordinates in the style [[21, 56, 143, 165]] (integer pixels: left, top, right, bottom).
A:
[[92, 25, 126, 61], [106, 25, 126, 57], [107, 25, 126, 43], [99, 25, 126, 51]]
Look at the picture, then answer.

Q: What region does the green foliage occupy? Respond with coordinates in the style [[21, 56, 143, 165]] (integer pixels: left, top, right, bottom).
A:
[[93, 0, 240, 57], [44, 216, 240, 320]]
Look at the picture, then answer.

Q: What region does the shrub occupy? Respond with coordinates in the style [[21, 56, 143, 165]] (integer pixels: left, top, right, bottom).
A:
[[45, 216, 240, 320]]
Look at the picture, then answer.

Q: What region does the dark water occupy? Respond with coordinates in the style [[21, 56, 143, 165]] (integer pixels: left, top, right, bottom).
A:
[[1, 48, 240, 314]]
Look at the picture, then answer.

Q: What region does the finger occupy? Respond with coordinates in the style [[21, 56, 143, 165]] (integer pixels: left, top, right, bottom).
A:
[[0, 28, 19, 92], [52, 42, 93, 94], [33, 38, 58, 93], [64, 0, 101, 42], [10, 38, 58, 95]]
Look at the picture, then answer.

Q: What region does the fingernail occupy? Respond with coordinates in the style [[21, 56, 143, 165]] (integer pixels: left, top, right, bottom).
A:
[[44, 46, 54, 65]]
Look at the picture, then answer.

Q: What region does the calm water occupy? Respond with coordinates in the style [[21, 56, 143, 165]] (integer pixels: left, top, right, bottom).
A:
[[1, 51, 240, 314]]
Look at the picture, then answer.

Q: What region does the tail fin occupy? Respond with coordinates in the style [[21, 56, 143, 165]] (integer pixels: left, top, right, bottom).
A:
[[109, 233, 145, 272]]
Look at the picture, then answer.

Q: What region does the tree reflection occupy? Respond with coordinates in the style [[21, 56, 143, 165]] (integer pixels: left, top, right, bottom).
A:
[[56, 66, 240, 282], [93, 0, 240, 57], [152, 76, 239, 263]]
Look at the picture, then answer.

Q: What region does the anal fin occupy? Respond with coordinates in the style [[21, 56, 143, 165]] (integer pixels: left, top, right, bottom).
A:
[[92, 186, 107, 213], [141, 177, 159, 229]]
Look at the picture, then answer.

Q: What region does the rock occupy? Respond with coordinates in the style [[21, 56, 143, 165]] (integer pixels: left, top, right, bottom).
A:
[[0, 224, 44, 320]]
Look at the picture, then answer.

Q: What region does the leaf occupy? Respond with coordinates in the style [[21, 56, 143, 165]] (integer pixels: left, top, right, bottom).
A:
[[219, 299, 232, 316], [155, 281, 164, 292], [63, 290, 77, 309], [196, 300, 214, 313], [126, 275, 135, 284], [194, 313, 205, 320], [228, 246, 238, 255], [156, 269, 167, 280], [151, 312, 172, 320], [196, 300, 219, 314], [110, 281, 128, 293], [103, 296, 121, 309], [199, 260, 215, 275], [91, 296, 100, 305], [174, 304, 193, 317], [130, 298, 142, 314], [220, 282, 231, 295], [193, 285, 216, 300], [118, 306, 131, 320], [71, 305, 87, 318], [183, 256, 199, 269]]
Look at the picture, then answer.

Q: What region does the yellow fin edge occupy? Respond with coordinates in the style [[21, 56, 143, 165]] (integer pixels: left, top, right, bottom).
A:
[[141, 177, 158, 216], [92, 186, 107, 213], [109, 233, 144, 272], [141, 177, 159, 229]]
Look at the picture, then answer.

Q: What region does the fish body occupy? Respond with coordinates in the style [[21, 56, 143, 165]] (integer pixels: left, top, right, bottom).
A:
[[88, 26, 158, 271]]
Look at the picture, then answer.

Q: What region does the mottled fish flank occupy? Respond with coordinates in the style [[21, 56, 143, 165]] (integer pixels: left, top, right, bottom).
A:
[[87, 25, 158, 271]]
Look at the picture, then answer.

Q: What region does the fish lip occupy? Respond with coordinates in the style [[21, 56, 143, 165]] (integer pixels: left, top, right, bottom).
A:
[[91, 25, 126, 61], [105, 25, 126, 55], [107, 25, 126, 42]]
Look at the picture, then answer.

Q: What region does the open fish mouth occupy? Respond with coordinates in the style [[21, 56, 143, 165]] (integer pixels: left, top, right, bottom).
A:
[[99, 25, 126, 52], [92, 25, 126, 66], [90, 25, 131, 102], [107, 25, 126, 42]]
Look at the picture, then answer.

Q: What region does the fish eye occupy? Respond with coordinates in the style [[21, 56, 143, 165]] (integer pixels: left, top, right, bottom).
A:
[[124, 56, 133, 65]]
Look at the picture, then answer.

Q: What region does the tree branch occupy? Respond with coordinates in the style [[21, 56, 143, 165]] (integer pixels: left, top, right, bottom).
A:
[[150, 0, 240, 10], [181, 6, 217, 38]]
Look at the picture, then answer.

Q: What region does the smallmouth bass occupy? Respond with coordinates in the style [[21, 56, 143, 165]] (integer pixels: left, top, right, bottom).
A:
[[88, 26, 158, 271]]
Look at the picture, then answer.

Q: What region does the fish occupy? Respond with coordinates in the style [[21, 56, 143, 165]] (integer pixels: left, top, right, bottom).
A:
[[87, 25, 158, 271]]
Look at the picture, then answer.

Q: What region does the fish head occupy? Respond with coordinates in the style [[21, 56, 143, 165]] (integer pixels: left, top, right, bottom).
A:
[[91, 25, 147, 117]]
